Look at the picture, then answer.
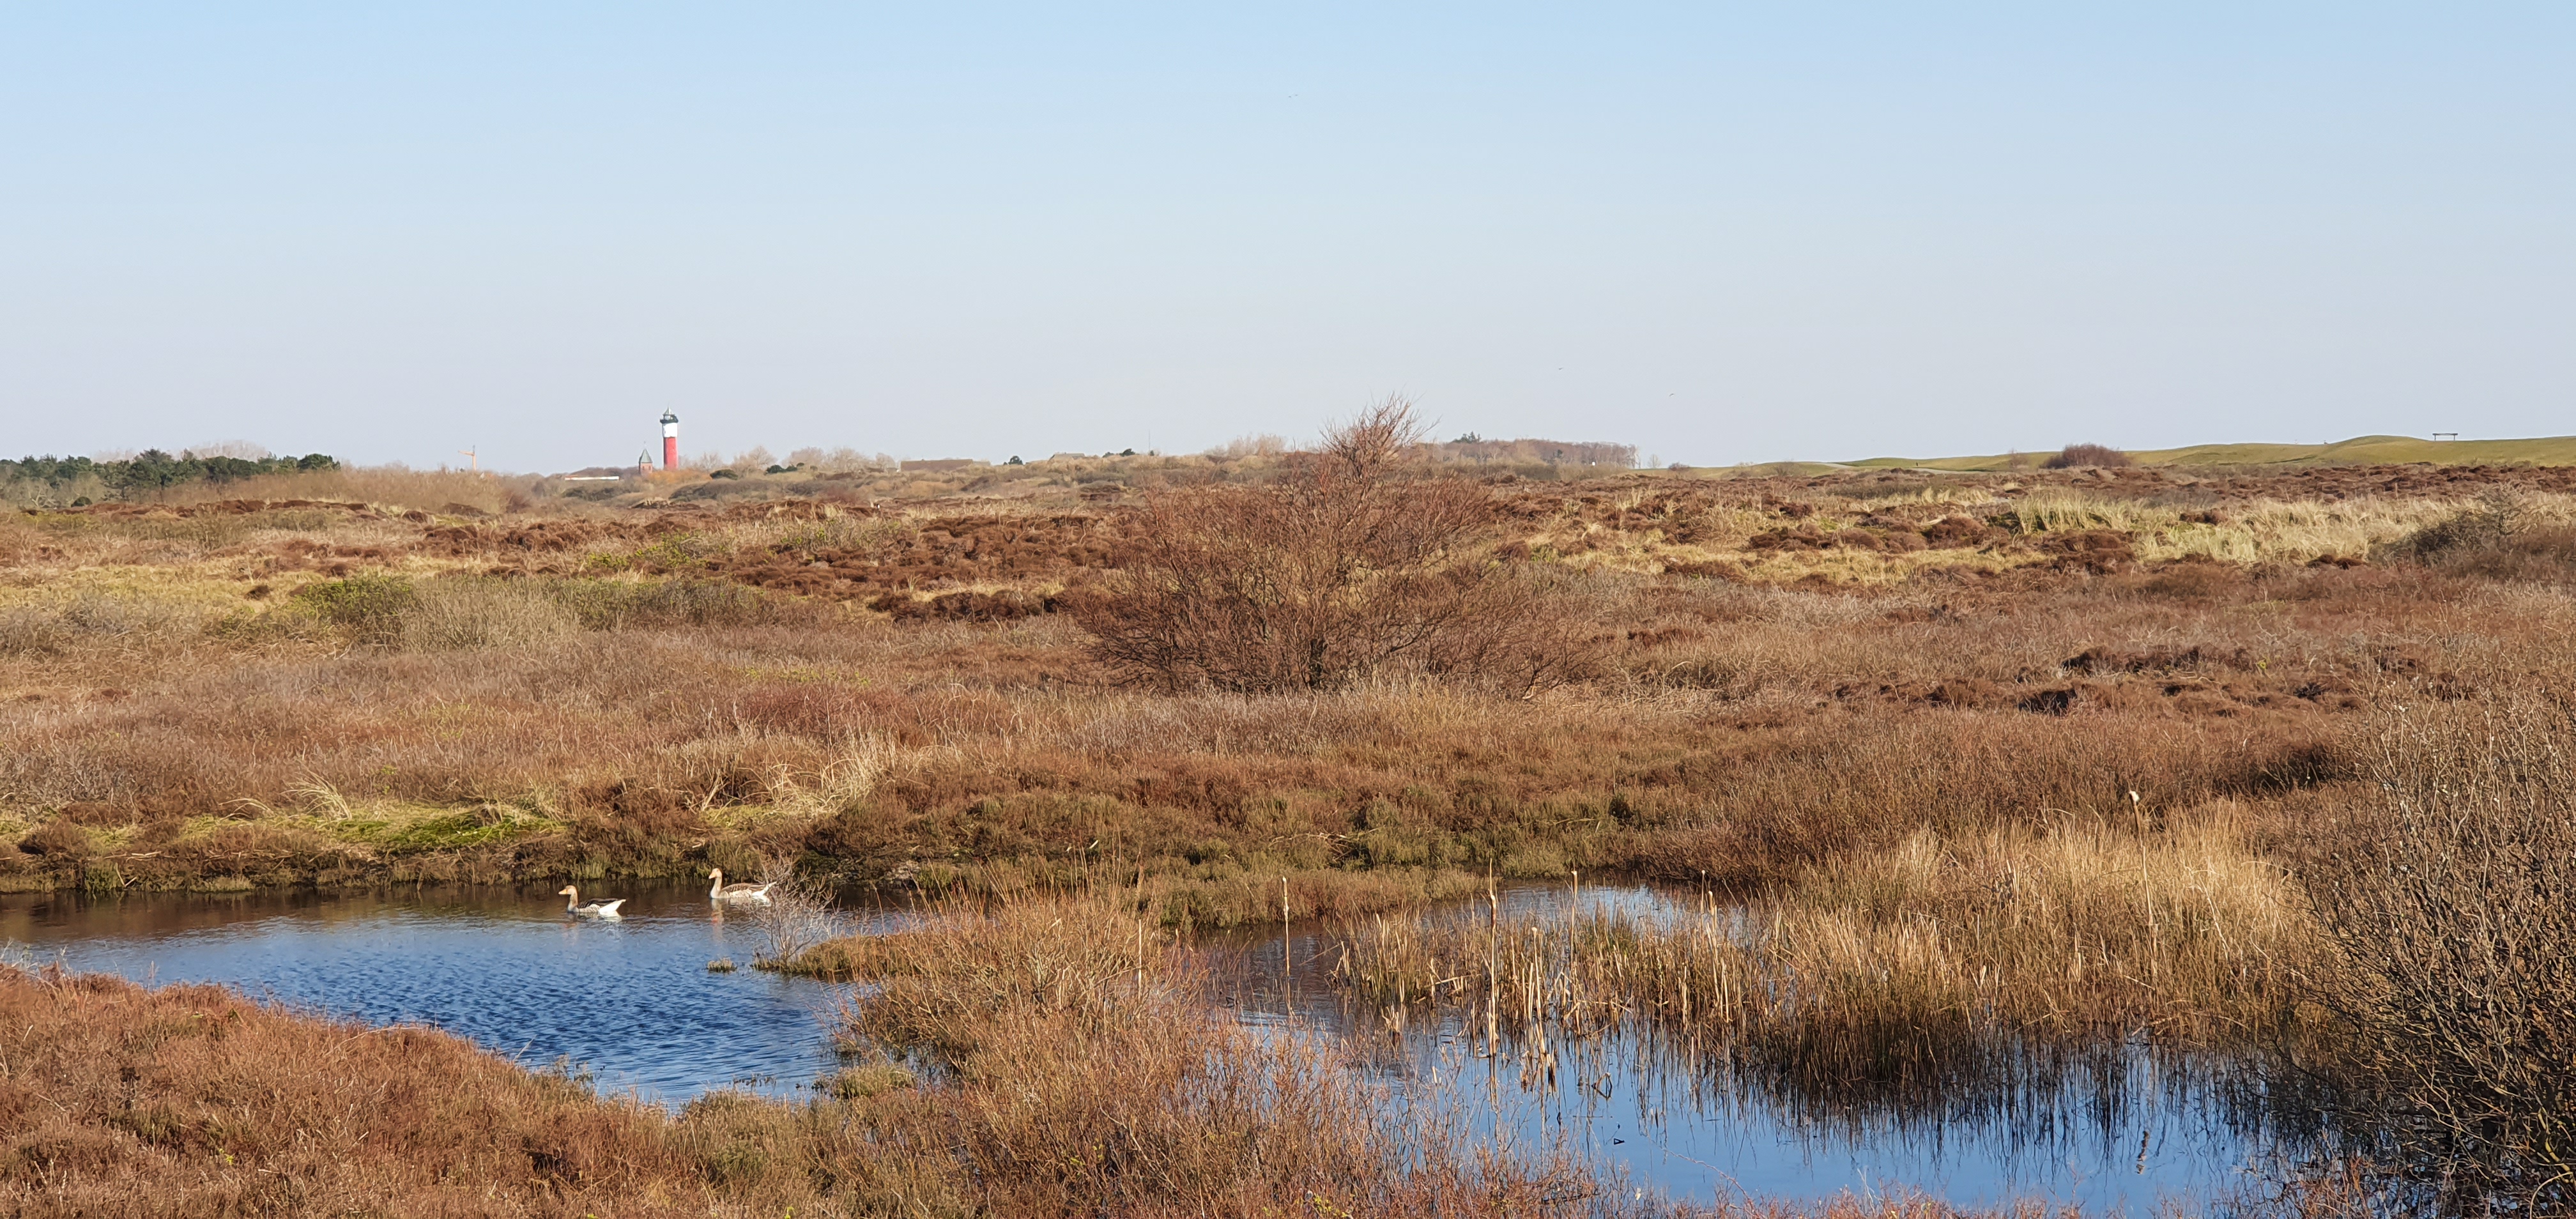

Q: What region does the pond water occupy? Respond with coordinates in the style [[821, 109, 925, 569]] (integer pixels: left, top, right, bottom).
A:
[[0, 882, 889, 1104], [1223, 885, 2323, 1216], [3, 882, 2323, 1214]]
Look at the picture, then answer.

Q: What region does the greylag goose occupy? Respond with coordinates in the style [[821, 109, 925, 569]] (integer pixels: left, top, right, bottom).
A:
[[558, 885, 625, 919], [707, 868, 776, 904]]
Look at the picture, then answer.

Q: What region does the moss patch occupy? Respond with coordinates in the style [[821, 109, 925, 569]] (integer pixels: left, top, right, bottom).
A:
[[330, 806, 562, 855]]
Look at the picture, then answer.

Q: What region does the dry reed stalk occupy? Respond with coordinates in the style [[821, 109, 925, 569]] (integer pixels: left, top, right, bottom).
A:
[[1337, 808, 2315, 1093]]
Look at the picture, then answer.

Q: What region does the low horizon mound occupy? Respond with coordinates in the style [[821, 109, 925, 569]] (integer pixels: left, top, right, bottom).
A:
[[1847, 433, 2576, 472]]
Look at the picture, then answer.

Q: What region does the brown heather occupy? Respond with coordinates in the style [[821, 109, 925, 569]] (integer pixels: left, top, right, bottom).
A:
[[9, 446, 2576, 1213], [4, 457, 2576, 921]]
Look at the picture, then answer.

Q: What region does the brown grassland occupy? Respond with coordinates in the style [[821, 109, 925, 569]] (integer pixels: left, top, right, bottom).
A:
[[8, 415, 2576, 1213]]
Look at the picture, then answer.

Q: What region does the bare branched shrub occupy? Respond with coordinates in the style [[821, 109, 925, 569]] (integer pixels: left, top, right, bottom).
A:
[[2042, 443, 2133, 469], [749, 861, 843, 970], [1074, 398, 1600, 694], [2308, 696, 2576, 1192], [180, 439, 274, 461], [1412, 560, 1613, 696]]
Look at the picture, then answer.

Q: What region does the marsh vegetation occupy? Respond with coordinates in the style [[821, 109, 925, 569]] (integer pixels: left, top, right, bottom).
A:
[[8, 414, 2576, 1211]]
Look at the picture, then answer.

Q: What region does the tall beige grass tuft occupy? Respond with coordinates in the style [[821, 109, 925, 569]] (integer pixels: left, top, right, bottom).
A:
[[1338, 807, 2313, 1101], [773, 732, 903, 816], [398, 579, 581, 651]]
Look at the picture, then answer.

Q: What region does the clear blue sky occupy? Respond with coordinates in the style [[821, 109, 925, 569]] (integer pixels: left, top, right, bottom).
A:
[[4, 4, 2570, 471]]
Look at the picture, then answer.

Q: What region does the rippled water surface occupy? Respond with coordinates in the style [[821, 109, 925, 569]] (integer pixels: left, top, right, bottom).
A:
[[0, 882, 885, 1104], [6, 882, 2313, 1211]]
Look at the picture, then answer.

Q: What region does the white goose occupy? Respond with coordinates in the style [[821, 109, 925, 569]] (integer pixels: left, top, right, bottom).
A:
[[558, 885, 625, 919], [707, 868, 776, 905]]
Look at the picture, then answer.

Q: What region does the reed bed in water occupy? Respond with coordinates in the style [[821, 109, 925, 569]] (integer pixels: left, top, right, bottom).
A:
[[0, 955, 2126, 1217], [802, 894, 1614, 1215], [1335, 809, 2317, 1096], [794, 896, 2121, 1215]]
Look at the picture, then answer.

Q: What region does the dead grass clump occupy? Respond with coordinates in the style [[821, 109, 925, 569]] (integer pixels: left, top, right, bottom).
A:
[[240, 575, 802, 649], [2376, 491, 2576, 586], [549, 578, 812, 631], [868, 588, 1057, 622], [0, 595, 153, 657], [16, 818, 94, 859], [824, 894, 1164, 1054], [2306, 696, 2576, 1192], [2445, 525, 2576, 584], [1777, 809, 2311, 1040], [399, 579, 580, 651]]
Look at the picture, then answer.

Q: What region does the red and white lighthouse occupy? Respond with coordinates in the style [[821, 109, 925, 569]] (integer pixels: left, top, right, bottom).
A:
[[660, 411, 680, 470]]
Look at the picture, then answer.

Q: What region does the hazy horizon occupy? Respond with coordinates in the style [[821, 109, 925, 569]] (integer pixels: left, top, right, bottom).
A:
[[6, 5, 2570, 471], [26, 427, 2576, 482]]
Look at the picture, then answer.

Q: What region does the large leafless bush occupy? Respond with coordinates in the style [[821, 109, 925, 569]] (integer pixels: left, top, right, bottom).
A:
[[1072, 399, 1602, 694], [2308, 694, 2576, 1197], [2041, 442, 2133, 470]]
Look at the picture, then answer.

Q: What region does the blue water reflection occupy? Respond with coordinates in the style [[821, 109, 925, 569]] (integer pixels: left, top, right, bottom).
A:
[[4, 880, 2316, 1213], [0, 883, 883, 1105], [1220, 883, 2306, 1215]]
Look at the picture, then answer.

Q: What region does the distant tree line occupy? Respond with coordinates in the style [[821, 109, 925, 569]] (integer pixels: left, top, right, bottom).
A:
[[1428, 436, 1637, 468], [1, 449, 338, 502]]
